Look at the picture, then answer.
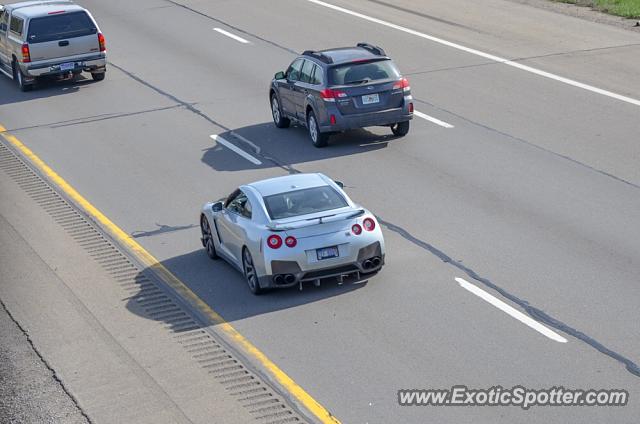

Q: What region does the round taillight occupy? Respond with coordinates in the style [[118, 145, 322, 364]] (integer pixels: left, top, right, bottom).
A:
[[352, 224, 362, 235], [363, 218, 376, 231], [267, 234, 282, 249], [285, 236, 297, 247]]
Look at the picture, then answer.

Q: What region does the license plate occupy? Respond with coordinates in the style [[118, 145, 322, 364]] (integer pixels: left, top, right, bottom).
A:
[[317, 246, 339, 260], [60, 62, 75, 71], [361, 93, 379, 105]]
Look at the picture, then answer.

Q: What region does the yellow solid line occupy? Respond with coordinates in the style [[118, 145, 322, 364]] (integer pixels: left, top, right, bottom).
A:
[[0, 124, 341, 424]]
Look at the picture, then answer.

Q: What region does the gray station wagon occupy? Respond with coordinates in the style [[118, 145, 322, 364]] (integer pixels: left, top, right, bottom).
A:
[[269, 43, 413, 147], [0, 0, 106, 91]]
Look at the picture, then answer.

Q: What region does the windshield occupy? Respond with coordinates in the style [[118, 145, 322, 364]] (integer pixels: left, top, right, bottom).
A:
[[264, 186, 348, 220], [328, 59, 400, 85], [27, 11, 96, 44]]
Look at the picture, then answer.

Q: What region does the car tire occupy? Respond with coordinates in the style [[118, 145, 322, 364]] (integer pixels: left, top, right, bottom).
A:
[[271, 94, 290, 128], [13, 62, 32, 92], [391, 121, 410, 137], [307, 110, 329, 148], [200, 215, 219, 260], [91, 72, 105, 82], [243, 247, 264, 295]]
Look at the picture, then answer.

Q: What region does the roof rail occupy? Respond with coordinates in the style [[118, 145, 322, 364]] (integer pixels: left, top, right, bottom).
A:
[[302, 50, 333, 64], [356, 42, 386, 56]]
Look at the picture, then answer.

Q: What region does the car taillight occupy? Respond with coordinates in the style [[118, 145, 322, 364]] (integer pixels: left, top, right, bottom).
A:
[[363, 218, 376, 231], [409, 102, 414, 113], [320, 88, 347, 102], [267, 234, 282, 249], [285, 236, 297, 247], [98, 33, 106, 52], [393, 78, 410, 91], [352, 224, 362, 235], [330, 114, 336, 125], [21, 44, 30, 63]]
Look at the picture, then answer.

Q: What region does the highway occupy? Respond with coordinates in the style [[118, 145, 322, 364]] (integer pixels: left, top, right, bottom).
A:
[[1, 0, 639, 422]]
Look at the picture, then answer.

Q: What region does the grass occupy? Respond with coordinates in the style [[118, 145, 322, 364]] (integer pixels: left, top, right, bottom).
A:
[[557, 0, 640, 18]]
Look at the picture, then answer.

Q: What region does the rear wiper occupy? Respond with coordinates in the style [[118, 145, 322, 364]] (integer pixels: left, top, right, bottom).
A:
[[344, 78, 371, 85]]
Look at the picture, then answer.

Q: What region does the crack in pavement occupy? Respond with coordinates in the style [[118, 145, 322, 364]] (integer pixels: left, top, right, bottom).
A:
[[0, 105, 184, 134], [411, 96, 640, 191], [0, 299, 93, 423], [377, 216, 640, 379], [405, 42, 640, 77]]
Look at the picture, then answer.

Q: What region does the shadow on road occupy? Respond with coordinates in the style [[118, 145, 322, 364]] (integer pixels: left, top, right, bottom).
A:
[[0, 74, 98, 106], [202, 121, 401, 172], [125, 248, 368, 328]]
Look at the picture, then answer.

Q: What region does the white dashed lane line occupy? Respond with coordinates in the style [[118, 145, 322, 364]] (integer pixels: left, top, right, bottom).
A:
[[210, 134, 262, 165], [414, 110, 454, 128], [213, 28, 250, 44], [456, 277, 568, 343]]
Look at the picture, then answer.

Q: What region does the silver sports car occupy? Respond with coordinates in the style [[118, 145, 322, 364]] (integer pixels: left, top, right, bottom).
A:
[[200, 173, 385, 294]]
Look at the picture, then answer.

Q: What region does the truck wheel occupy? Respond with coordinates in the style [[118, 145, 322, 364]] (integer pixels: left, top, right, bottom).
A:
[[13, 62, 32, 92]]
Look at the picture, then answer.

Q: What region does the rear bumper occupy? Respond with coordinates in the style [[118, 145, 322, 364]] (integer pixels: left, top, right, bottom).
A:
[[319, 102, 413, 132], [258, 241, 385, 289], [22, 55, 106, 78]]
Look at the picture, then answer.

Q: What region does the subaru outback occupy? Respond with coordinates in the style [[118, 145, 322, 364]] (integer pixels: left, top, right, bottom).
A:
[[269, 43, 413, 147]]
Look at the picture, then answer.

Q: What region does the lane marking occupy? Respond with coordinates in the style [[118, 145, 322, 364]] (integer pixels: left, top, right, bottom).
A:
[[230, 131, 262, 154], [213, 27, 250, 44], [455, 277, 568, 343], [210, 134, 262, 165], [414, 110, 454, 128], [307, 0, 640, 108], [0, 124, 340, 424]]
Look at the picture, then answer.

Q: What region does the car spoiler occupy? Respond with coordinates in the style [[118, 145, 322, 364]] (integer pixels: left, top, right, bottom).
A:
[[267, 209, 365, 231]]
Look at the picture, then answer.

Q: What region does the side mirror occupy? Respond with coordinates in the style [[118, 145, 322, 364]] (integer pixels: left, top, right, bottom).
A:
[[274, 71, 285, 80], [211, 201, 223, 212], [334, 180, 344, 188]]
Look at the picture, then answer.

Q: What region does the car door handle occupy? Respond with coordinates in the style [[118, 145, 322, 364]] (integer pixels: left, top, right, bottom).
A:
[[58, 40, 69, 47]]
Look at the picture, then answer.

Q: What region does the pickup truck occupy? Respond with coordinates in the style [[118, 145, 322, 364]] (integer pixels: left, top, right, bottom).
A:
[[0, 0, 106, 91]]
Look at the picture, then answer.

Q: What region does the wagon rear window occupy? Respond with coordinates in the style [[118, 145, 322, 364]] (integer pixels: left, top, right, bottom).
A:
[[264, 186, 348, 220], [329, 59, 400, 85], [27, 11, 96, 43]]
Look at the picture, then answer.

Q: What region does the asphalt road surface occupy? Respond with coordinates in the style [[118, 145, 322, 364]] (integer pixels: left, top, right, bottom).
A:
[[0, 300, 88, 424], [1, 0, 639, 422]]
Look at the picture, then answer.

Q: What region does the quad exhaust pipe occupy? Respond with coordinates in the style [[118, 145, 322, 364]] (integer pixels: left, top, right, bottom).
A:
[[284, 274, 296, 284]]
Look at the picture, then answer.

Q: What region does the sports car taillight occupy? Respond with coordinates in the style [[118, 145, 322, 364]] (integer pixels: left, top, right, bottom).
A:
[[363, 218, 376, 231], [352, 224, 362, 235], [285, 236, 297, 247], [267, 234, 282, 249]]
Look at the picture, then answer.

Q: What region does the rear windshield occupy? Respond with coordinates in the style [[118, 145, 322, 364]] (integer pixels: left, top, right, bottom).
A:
[[264, 186, 348, 220], [27, 11, 96, 44], [329, 59, 400, 85]]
